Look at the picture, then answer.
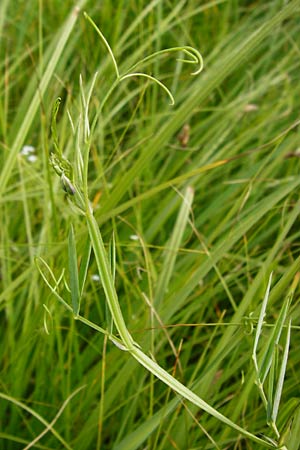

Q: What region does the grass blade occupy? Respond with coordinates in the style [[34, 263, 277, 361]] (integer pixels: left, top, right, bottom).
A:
[[271, 319, 291, 426], [253, 272, 273, 374], [0, 0, 9, 44], [154, 186, 194, 307], [259, 275, 298, 384], [0, 392, 74, 450], [285, 405, 300, 450]]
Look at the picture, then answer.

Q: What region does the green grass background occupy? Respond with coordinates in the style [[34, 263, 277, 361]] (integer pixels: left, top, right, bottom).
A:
[[1, 1, 300, 449]]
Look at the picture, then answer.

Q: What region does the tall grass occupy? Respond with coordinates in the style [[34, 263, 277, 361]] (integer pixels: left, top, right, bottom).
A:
[[1, 1, 300, 449]]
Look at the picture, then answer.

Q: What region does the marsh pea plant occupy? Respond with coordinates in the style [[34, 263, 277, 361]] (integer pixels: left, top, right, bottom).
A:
[[37, 12, 290, 450]]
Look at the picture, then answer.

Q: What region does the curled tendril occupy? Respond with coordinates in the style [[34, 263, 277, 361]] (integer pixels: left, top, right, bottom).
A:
[[242, 312, 256, 335], [84, 12, 203, 107], [43, 304, 53, 335], [127, 46, 204, 76], [50, 17, 204, 211], [176, 47, 204, 75], [119, 72, 175, 105]]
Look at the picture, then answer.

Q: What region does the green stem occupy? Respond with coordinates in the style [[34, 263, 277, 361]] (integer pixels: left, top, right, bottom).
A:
[[131, 346, 276, 449], [84, 205, 276, 449], [85, 209, 134, 348]]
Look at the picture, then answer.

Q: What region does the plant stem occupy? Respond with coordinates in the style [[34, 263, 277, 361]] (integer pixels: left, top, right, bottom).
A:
[[85, 209, 134, 348], [84, 204, 276, 449]]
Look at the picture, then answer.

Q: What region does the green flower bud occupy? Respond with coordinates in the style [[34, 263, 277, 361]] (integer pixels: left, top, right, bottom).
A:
[[61, 173, 76, 195]]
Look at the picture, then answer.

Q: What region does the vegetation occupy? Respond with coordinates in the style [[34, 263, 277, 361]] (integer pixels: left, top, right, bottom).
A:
[[1, 1, 300, 449]]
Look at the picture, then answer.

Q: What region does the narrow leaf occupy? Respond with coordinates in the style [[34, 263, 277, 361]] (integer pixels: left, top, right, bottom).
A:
[[78, 238, 92, 297], [35, 257, 72, 312], [252, 272, 273, 374], [106, 233, 116, 333], [267, 347, 277, 423], [259, 275, 298, 384], [271, 320, 291, 425], [108, 232, 116, 284], [50, 97, 62, 156], [68, 224, 81, 316]]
